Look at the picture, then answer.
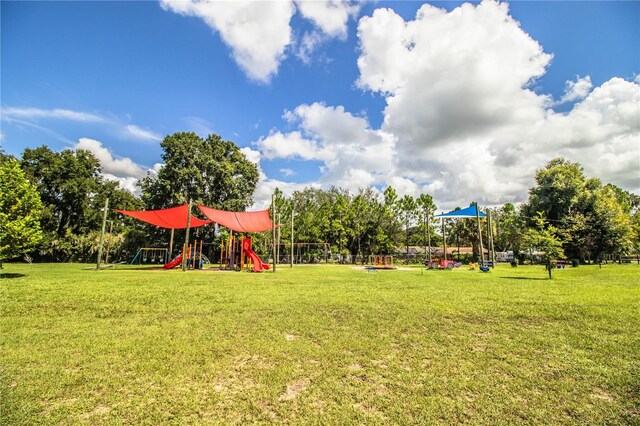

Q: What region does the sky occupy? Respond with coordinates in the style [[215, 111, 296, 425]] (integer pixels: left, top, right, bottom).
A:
[[2, 0, 639, 211]]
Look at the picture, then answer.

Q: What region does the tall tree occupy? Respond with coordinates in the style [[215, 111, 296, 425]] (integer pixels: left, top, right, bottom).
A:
[[0, 156, 43, 266], [493, 203, 524, 253], [416, 193, 437, 261], [21, 146, 101, 236], [524, 158, 586, 223], [397, 194, 417, 256], [140, 132, 259, 211]]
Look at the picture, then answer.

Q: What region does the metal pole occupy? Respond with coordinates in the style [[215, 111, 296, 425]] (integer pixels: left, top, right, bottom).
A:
[[427, 212, 432, 264], [423, 209, 427, 264], [182, 200, 192, 271], [272, 193, 276, 273], [488, 210, 495, 268], [96, 198, 109, 270], [290, 208, 294, 268], [475, 203, 484, 265], [442, 218, 447, 263]]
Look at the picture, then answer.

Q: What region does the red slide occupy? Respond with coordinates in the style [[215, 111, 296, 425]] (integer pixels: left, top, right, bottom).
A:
[[163, 255, 183, 270], [242, 237, 270, 272]]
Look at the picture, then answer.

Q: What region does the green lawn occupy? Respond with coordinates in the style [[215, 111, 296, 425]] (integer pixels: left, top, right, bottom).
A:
[[1, 263, 638, 424]]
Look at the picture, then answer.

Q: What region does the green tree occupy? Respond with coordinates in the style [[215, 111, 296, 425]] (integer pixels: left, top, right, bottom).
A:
[[524, 158, 586, 223], [397, 194, 417, 256], [493, 203, 524, 258], [523, 158, 635, 262], [416, 193, 437, 262], [21, 146, 102, 236], [522, 214, 565, 279], [140, 132, 259, 211], [0, 157, 43, 266]]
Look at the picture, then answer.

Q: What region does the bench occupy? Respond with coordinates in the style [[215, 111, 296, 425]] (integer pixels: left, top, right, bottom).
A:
[[554, 259, 567, 269]]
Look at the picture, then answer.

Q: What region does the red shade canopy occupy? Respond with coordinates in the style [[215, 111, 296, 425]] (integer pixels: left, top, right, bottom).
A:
[[116, 204, 212, 229], [197, 205, 273, 233]]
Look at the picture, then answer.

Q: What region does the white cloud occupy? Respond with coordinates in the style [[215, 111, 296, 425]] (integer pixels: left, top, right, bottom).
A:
[[280, 168, 296, 177], [102, 173, 140, 195], [240, 146, 261, 164], [161, 0, 361, 82], [258, 129, 334, 161], [257, 102, 395, 192], [558, 75, 593, 104], [160, 0, 295, 83], [294, 0, 360, 39], [74, 138, 146, 179], [253, 1, 639, 210], [295, 31, 325, 64], [125, 124, 163, 142], [1, 107, 107, 123]]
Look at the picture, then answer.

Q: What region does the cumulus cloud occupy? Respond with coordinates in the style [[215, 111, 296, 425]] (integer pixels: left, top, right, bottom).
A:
[[294, 0, 360, 39], [257, 102, 395, 190], [74, 138, 146, 179], [161, 0, 360, 82], [254, 1, 639, 210], [160, 0, 295, 83], [240, 146, 261, 164], [558, 75, 593, 104]]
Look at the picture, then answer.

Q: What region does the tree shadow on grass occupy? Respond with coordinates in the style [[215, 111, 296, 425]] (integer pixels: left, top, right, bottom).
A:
[[0, 273, 26, 279], [500, 276, 549, 281]]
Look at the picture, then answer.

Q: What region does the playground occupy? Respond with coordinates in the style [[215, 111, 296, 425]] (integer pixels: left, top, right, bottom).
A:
[[1, 262, 638, 424]]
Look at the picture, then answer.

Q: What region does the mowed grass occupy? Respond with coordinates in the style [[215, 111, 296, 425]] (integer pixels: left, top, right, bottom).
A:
[[1, 263, 638, 425]]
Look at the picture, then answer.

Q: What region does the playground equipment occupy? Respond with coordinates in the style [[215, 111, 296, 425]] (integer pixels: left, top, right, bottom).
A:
[[219, 234, 269, 272], [169, 240, 206, 270], [130, 247, 169, 265], [242, 237, 270, 272], [368, 255, 396, 270]]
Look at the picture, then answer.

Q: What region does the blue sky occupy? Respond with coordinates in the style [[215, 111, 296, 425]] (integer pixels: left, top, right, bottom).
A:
[[2, 1, 639, 210]]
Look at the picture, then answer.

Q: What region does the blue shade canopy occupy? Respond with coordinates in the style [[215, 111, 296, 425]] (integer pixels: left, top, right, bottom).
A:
[[434, 204, 486, 219]]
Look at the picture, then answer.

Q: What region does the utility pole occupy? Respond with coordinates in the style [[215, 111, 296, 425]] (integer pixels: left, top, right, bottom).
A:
[[96, 198, 109, 270]]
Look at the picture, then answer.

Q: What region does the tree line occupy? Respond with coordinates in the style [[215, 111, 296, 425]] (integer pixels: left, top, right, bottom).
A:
[[1, 132, 638, 266]]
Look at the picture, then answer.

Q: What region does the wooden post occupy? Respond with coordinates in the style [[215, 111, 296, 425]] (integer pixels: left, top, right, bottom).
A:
[[475, 203, 485, 265], [182, 200, 192, 271], [168, 228, 175, 261], [96, 197, 109, 270], [290, 208, 294, 268], [277, 214, 281, 267], [104, 220, 113, 265]]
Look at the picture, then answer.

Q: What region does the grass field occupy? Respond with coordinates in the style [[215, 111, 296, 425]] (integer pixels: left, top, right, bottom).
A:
[[1, 262, 638, 424]]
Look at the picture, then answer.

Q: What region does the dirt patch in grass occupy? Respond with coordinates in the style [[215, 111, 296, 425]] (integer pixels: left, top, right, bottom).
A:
[[279, 378, 310, 401], [80, 405, 111, 419]]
